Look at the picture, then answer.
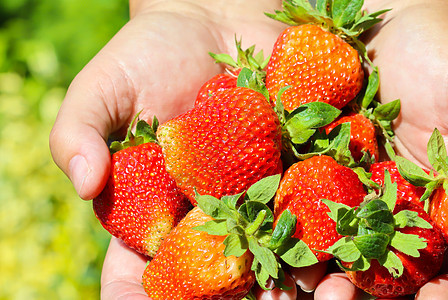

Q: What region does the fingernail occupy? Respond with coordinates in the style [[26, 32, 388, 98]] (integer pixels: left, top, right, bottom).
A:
[[69, 155, 90, 197]]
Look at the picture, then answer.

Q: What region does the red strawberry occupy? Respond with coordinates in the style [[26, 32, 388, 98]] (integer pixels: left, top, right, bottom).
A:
[[325, 113, 379, 162], [157, 86, 283, 205], [93, 118, 190, 257], [342, 200, 445, 298], [142, 206, 256, 299], [370, 161, 425, 208], [274, 155, 366, 261], [195, 71, 238, 107], [429, 188, 448, 243], [265, 23, 363, 111], [142, 176, 318, 299]]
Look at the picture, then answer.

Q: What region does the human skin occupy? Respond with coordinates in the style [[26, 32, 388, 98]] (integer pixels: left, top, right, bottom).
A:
[[49, 0, 448, 299]]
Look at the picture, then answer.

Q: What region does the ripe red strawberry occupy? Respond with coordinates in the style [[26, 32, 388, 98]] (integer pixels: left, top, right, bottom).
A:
[[265, 23, 364, 111], [195, 71, 238, 107], [274, 155, 366, 261], [342, 200, 446, 298], [142, 176, 319, 299], [142, 206, 256, 299], [429, 187, 448, 243], [157, 86, 283, 205], [324, 113, 379, 162], [370, 161, 425, 208], [93, 118, 190, 257]]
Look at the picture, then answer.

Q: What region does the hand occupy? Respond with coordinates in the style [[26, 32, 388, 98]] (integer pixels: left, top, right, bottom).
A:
[[50, 0, 448, 299]]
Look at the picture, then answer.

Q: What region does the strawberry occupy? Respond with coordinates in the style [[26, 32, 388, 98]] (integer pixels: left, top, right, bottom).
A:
[[142, 175, 318, 299], [370, 160, 425, 208], [93, 117, 190, 257], [324, 171, 446, 298], [157, 85, 283, 205], [264, 0, 387, 111], [195, 71, 238, 107], [394, 128, 448, 243], [142, 206, 256, 299], [274, 155, 366, 261], [324, 113, 379, 162]]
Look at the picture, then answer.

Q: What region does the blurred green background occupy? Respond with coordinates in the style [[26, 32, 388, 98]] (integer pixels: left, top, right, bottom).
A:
[[0, 0, 129, 299]]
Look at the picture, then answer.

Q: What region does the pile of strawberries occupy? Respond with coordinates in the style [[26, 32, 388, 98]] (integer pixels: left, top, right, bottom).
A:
[[92, 0, 448, 299]]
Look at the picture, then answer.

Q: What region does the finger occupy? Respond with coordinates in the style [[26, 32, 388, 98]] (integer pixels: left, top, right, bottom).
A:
[[101, 237, 149, 300], [314, 272, 360, 300], [415, 274, 448, 300], [254, 272, 297, 300], [289, 261, 328, 292]]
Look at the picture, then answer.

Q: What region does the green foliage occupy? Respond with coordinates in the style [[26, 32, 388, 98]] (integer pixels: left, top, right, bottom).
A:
[[0, 0, 128, 299]]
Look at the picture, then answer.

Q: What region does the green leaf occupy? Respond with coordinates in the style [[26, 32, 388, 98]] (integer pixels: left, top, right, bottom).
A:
[[196, 194, 235, 220], [394, 210, 432, 229], [193, 220, 228, 236], [350, 255, 371, 272], [269, 209, 296, 250], [321, 198, 352, 222], [395, 156, 435, 186], [390, 231, 427, 257], [378, 250, 403, 278], [246, 174, 281, 204], [332, 0, 364, 28], [248, 237, 279, 278], [427, 128, 448, 175], [275, 238, 318, 267], [223, 233, 248, 257]]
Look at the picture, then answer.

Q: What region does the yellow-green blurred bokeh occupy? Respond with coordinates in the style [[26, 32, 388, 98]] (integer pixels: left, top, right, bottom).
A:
[[0, 1, 129, 299]]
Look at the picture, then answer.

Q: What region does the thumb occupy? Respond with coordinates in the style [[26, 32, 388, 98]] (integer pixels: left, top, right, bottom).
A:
[[49, 65, 124, 200]]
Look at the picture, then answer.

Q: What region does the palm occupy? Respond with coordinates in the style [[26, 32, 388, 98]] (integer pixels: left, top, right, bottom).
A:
[[364, 0, 448, 168]]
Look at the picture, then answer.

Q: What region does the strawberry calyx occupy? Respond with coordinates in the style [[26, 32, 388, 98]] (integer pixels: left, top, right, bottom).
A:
[[394, 128, 448, 206], [109, 113, 159, 154], [209, 37, 268, 84], [193, 174, 318, 290], [322, 170, 432, 278], [266, 0, 390, 64]]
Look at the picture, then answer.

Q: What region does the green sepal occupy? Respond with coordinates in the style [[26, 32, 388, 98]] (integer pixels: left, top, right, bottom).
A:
[[331, 0, 364, 28], [272, 268, 294, 291], [321, 199, 358, 236], [248, 237, 279, 279], [196, 194, 236, 220], [356, 199, 394, 234], [268, 209, 296, 250], [193, 220, 228, 236], [427, 128, 448, 176], [327, 236, 361, 263], [245, 174, 281, 204], [237, 67, 270, 101], [389, 231, 427, 258], [394, 210, 432, 229], [353, 232, 390, 259], [251, 258, 272, 291], [223, 233, 248, 257], [395, 156, 434, 187], [275, 238, 318, 267], [381, 170, 398, 211], [109, 113, 158, 154], [284, 102, 341, 145], [378, 250, 403, 278], [221, 192, 244, 210], [373, 99, 401, 122], [361, 67, 380, 109]]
